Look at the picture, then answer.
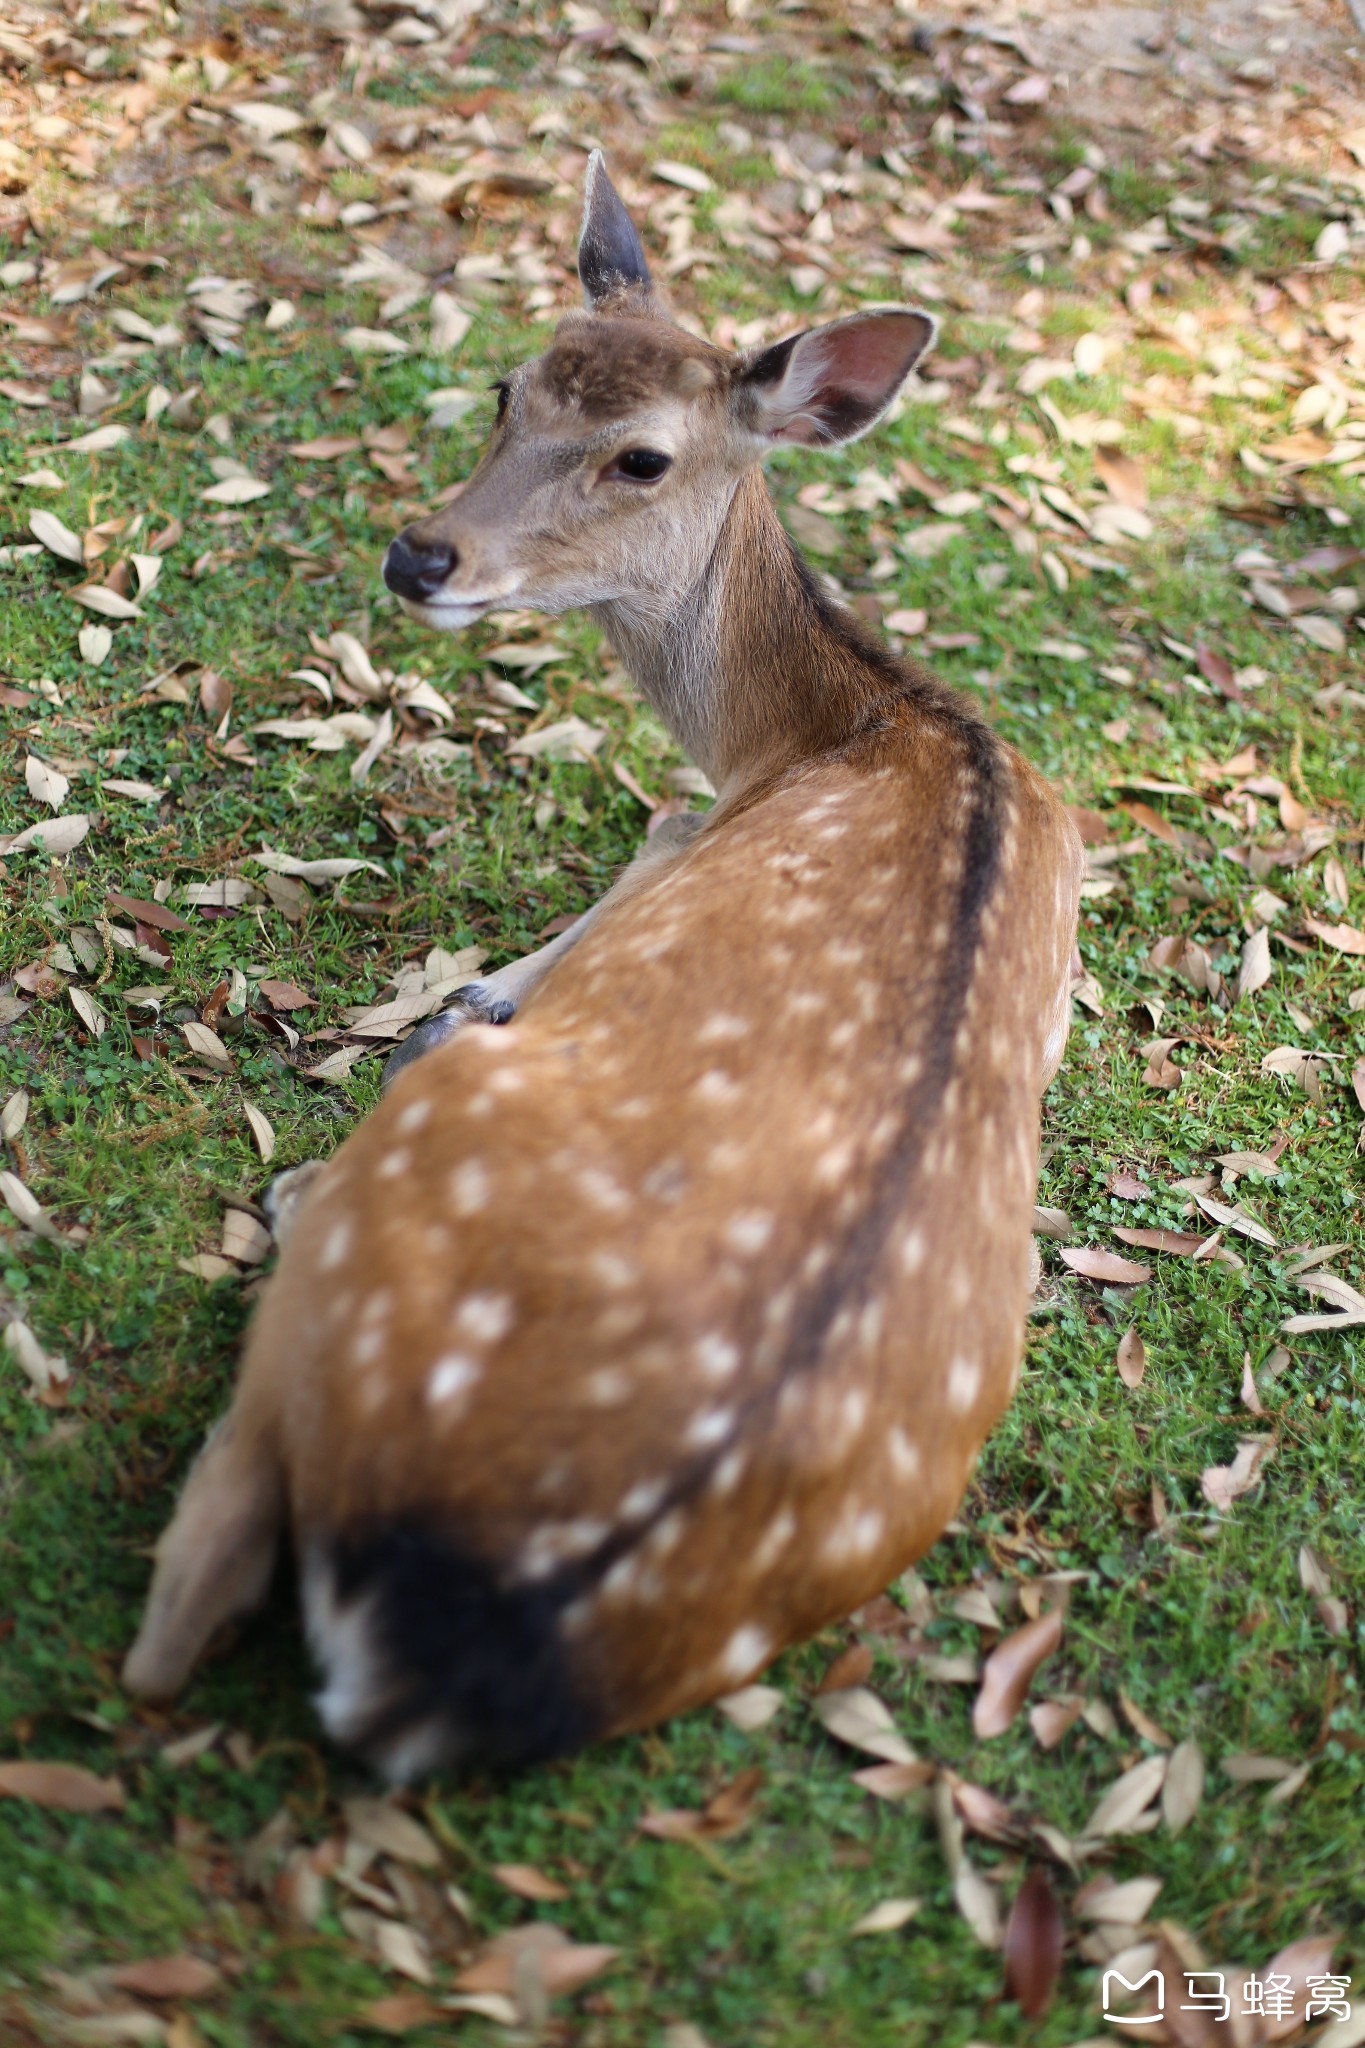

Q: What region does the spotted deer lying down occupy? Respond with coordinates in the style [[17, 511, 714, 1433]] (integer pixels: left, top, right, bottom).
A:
[[123, 154, 1083, 1780]]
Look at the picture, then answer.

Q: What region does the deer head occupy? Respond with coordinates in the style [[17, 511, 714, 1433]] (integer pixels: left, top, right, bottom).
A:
[[382, 152, 935, 641]]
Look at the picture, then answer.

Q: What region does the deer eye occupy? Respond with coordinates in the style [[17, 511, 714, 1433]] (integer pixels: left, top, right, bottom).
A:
[[611, 448, 673, 482], [491, 380, 510, 422]]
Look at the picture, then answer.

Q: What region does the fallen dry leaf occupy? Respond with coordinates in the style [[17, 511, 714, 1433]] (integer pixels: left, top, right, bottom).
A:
[[818, 1643, 874, 1694], [716, 1685, 783, 1731], [640, 1767, 764, 1843], [1303, 915, 1365, 957], [972, 1609, 1063, 1739], [850, 1896, 921, 1937], [850, 1760, 936, 1800], [455, 1927, 619, 1999], [1074, 1873, 1162, 1924], [1201, 1437, 1275, 1511], [814, 1688, 916, 1765], [1116, 1327, 1146, 1388], [492, 1862, 571, 1902], [1118, 1693, 1172, 1749], [109, 1956, 221, 2001], [1161, 1738, 1205, 1835], [1060, 1246, 1151, 1286], [106, 892, 188, 932], [358, 1994, 443, 2035], [258, 979, 314, 1011], [1234, 925, 1273, 1002], [4, 1319, 70, 1391], [1029, 1697, 1084, 1750], [1082, 1753, 1167, 1838], [954, 1859, 1002, 1949], [1094, 447, 1147, 508], [243, 1104, 276, 1164], [343, 1797, 441, 1867], [0, 1760, 125, 1811], [1003, 1866, 1064, 2019]]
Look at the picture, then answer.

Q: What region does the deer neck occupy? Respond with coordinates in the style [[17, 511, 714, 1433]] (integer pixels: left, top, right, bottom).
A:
[[592, 467, 900, 797]]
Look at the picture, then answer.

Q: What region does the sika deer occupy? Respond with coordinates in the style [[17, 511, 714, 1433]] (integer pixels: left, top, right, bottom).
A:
[[123, 155, 1083, 1779]]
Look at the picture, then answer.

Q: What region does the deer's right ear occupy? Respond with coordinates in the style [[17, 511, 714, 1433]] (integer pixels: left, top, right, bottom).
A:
[[578, 151, 655, 312], [734, 308, 936, 447]]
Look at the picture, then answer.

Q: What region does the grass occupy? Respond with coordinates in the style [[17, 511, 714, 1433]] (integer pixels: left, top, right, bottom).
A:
[[2, 38, 1364, 2048]]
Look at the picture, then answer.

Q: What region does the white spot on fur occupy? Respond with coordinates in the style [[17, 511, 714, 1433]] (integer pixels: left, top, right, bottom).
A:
[[578, 1166, 629, 1213], [587, 1366, 630, 1406], [815, 1141, 855, 1186], [622, 1476, 665, 1521], [888, 1425, 920, 1478], [395, 1098, 432, 1135], [694, 1068, 739, 1105], [455, 1291, 514, 1345], [590, 1249, 638, 1290], [948, 1356, 982, 1411], [378, 1147, 411, 1181], [687, 1406, 734, 1449], [719, 1624, 771, 1683], [427, 1353, 480, 1408], [753, 1508, 795, 1571], [840, 1387, 868, 1440], [696, 1333, 740, 1382], [352, 1327, 384, 1367], [712, 1447, 746, 1496], [647, 1510, 685, 1557], [699, 1012, 750, 1043], [319, 1220, 351, 1271], [902, 1227, 926, 1272], [450, 1158, 489, 1215], [725, 1211, 773, 1257]]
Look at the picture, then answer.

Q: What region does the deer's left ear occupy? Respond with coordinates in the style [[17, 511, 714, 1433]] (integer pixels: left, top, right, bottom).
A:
[[735, 308, 936, 447], [578, 150, 656, 312]]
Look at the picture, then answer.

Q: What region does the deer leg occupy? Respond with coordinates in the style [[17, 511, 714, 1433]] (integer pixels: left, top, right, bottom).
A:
[[383, 812, 706, 1088], [122, 1402, 284, 1701]]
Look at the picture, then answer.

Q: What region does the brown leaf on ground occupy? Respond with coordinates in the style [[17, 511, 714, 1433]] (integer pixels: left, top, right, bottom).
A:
[[973, 1609, 1063, 1739], [1029, 1697, 1084, 1750], [1082, 1753, 1167, 1838], [1115, 1226, 1206, 1256], [455, 1927, 619, 1998], [342, 1798, 441, 1869], [1304, 915, 1365, 956], [105, 891, 188, 932], [1060, 1246, 1151, 1286], [109, 1956, 221, 2000], [814, 1688, 916, 1764], [639, 1767, 764, 1843], [491, 1863, 570, 1902], [1116, 1327, 1146, 1388], [0, 1761, 125, 1811], [289, 435, 363, 459], [1094, 447, 1147, 508], [850, 1761, 936, 1801], [1201, 1437, 1275, 1511], [258, 978, 315, 1011], [1003, 1866, 1064, 2019], [357, 1994, 444, 2035], [1161, 1739, 1205, 1835], [1118, 1693, 1172, 1748], [818, 1643, 873, 1693], [948, 1774, 1022, 1845]]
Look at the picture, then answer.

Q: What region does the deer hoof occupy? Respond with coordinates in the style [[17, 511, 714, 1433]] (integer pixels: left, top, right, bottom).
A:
[[382, 987, 516, 1091]]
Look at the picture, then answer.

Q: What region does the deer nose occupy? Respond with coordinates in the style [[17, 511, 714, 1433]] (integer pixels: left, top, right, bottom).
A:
[[384, 530, 458, 602]]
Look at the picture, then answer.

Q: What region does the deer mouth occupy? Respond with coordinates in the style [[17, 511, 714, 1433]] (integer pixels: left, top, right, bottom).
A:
[[396, 595, 495, 631]]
